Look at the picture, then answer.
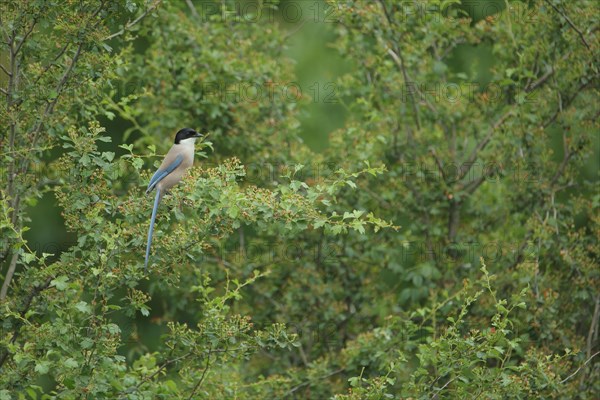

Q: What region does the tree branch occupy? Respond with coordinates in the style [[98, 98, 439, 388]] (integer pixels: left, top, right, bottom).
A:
[[430, 148, 446, 182], [13, 17, 37, 56], [0, 252, 19, 301], [377, 0, 423, 135], [458, 109, 514, 182], [136, 352, 193, 389], [0, 276, 53, 369], [103, 0, 162, 41], [550, 131, 573, 186], [185, 0, 199, 19], [0, 63, 11, 77], [25, 41, 84, 159], [32, 42, 71, 85], [543, 78, 596, 129], [560, 351, 600, 384], [587, 295, 600, 359], [461, 174, 488, 195], [284, 368, 346, 396], [525, 67, 554, 93], [544, 0, 591, 52], [188, 349, 212, 400], [386, 47, 422, 132]]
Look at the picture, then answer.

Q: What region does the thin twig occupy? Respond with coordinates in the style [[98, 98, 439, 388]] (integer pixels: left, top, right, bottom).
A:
[[544, 0, 591, 52], [559, 351, 600, 384], [377, 0, 423, 133], [525, 50, 573, 93], [549, 131, 572, 185], [0, 11, 10, 43], [386, 47, 422, 131], [32, 42, 71, 85], [135, 352, 193, 390], [543, 78, 596, 129], [13, 17, 37, 56], [185, 0, 199, 19], [283, 20, 307, 41], [103, 0, 162, 41], [23, 41, 85, 165], [525, 67, 554, 93], [0, 276, 53, 369], [0, 252, 19, 301], [460, 174, 488, 195], [433, 376, 457, 396], [284, 368, 345, 396], [0, 63, 11, 77], [587, 295, 600, 359], [188, 349, 212, 400], [430, 148, 446, 182], [457, 109, 514, 181]]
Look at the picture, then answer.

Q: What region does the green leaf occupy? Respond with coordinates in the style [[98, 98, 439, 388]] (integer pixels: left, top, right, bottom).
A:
[[50, 276, 69, 291], [34, 361, 50, 375], [63, 358, 79, 369], [132, 158, 144, 170], [102, 152, 115, 162], [75, 301, 91, 314]]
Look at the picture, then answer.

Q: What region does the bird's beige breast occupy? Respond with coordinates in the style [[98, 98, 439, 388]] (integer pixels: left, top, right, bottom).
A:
[[156, 144, 195, 192]]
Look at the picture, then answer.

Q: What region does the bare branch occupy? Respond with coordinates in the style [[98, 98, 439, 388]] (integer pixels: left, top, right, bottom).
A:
[[13, 18, 37, 56], [185, 0, 199, 19], [387, 47, 438, 115], [560, 350, 600, 384], [525, 67, 554, 93], [430, 148, 446, 182], [525, 50, 573, 93], [103, 0, 162, 41], [457, 109, 514, 182], [0, 275, 53, 368], [0, 252, 19, 301], [543, 78, 596, 129], [435, 376, 457, 394], [587, 295, 600, 359], [550, 131, 573, 186], [544, 0, 592, 52], [0, 87, 7, 96], [377, 0, 423, 134], [188, 349, 212, 400], [32, 42, 71, 85], [447, 199, 460, 243], [0, 9, 10, 44], [0, 63, 11, 77], [283, 19, 308, 41], [26, 41, 83, 153], [285, 368, 346, 396], [132, 352, 193, 391], [386, 47, 422, 131], [461, 174, 488, 195]]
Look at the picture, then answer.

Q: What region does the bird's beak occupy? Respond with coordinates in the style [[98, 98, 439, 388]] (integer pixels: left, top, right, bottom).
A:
[[193, 132, 203, 138]]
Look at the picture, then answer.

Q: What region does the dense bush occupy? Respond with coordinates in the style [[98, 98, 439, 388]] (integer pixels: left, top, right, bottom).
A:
[[1, 0, 598, 398]]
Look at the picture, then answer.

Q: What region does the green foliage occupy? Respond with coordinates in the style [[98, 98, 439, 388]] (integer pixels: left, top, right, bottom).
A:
[[1, 0, 599, 398]]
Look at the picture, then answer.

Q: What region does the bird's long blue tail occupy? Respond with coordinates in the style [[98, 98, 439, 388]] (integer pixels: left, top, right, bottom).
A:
[[145, 188, 161, 272]]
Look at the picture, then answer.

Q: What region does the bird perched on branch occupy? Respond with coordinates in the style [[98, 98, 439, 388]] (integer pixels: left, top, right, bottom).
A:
[[144, 128, 203, 271]]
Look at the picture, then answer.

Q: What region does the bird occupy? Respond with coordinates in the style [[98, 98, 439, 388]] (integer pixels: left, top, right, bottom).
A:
[[144, 128, 203, 271]]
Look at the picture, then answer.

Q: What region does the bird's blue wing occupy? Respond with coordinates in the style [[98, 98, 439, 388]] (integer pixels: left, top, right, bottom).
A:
[[146, 154, 184, 193]]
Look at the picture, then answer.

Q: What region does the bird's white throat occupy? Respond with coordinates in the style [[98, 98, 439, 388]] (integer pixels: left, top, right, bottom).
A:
[[178, 137, 198, 146]]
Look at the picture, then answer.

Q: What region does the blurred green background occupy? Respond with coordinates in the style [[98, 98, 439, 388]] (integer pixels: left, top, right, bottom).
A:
[[22, 0, 598, 260]]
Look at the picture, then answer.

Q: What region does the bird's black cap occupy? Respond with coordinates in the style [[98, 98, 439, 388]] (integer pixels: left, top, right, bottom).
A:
[[174, 128, 202, 144]]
